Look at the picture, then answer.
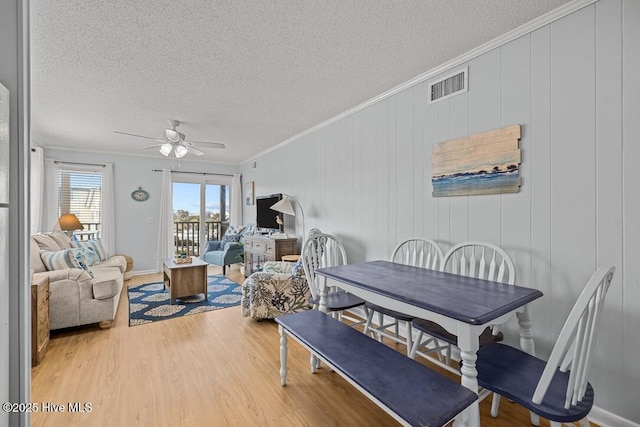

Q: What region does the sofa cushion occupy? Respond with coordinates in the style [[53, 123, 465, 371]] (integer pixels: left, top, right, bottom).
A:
[[92, 255, 126, 274], [71, 239, 110, 261], [91, 269, 122, 300], [48, 231, 72, 249], [33, 234, 61, 251], [30, 237, 47, 273]]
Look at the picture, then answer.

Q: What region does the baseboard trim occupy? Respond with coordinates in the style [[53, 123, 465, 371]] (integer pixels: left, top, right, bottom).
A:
[[130, 269, 157, 276], [589, 406, 640, 427]]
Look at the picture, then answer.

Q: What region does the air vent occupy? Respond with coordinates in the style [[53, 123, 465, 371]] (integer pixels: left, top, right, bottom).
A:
[[428, 67, 468, 104]]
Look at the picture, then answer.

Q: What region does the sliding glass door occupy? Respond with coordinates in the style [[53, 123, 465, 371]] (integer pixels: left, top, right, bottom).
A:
[[172, 175, 231, 256]]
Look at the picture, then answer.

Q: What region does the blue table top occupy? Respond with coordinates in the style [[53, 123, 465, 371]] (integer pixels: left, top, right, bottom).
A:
[[316, 260, 543, 325]]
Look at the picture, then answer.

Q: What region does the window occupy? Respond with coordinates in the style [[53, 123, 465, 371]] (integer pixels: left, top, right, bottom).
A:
[[172, 174, 232, 256], [56, 169, 102, 238]]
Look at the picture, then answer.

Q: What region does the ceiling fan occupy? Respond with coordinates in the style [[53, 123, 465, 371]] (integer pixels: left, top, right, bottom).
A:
[[114, 120, 225, 158]]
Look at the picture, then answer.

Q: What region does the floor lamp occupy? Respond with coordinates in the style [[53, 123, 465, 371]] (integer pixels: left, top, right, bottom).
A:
[[270, 195, 305, 240]]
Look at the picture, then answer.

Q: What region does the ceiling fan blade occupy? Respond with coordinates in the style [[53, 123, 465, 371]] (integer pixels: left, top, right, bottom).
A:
[[114, 131, 165, 143], [141, 144, 163, 150], [184, 140, 225, 149], [185, 145, 206, 156]]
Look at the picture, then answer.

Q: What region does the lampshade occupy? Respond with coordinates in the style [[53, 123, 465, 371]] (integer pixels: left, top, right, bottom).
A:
[[174, 144, 188, 158], [164, 128, 181, 142], [270, 197, 296, 216], [159, 143, 173, 157], [58, 213, 84, 231]]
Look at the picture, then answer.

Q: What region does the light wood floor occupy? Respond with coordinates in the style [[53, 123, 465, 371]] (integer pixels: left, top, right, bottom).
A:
[[31, 265, 586, 427]]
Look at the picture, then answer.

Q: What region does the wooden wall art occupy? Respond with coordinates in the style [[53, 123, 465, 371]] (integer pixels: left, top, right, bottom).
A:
[[431, 124, 521, 197]]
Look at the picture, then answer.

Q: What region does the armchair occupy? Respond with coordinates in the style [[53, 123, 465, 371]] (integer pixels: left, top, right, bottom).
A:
[[201, 226, 248, 274], [241, 261, 312, 320], [201, 240, 243, 275]]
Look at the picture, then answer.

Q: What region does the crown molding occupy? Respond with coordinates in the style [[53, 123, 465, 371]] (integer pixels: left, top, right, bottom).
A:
[[241, 0, 597, 166]]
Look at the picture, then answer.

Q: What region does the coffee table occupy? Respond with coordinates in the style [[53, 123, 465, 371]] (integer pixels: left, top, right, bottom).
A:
[[162, 257, 209, 304]]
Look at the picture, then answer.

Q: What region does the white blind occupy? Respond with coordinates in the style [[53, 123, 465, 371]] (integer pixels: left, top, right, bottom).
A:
[[57, 170, 102, 228]]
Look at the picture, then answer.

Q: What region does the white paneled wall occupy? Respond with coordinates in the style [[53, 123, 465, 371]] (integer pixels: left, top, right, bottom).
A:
[[241, 0, 639, 423]]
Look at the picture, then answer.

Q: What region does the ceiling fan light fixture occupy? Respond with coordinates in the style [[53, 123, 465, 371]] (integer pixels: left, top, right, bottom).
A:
[[174, 144, 188, 158], [164, 128, 180, 142], [159, 143, 173, 156]]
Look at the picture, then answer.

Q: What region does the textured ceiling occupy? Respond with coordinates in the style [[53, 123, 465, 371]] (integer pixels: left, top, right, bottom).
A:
[[30, 0, 572, 164]]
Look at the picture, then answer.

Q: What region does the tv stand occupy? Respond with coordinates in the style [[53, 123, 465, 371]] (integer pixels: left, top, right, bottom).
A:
[[243, 235, 298, 277]]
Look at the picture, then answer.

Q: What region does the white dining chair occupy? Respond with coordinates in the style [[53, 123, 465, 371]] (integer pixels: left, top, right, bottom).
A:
[[301, 230, 367, 326], [476, 265, 615, 427], [410, 241, 516, 372], [363, 238, 443, 356]]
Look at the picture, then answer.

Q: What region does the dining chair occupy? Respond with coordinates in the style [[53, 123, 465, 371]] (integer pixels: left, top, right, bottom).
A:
[[409, 241, 516, 374], [476, 265, 615, 426], [301, 230, 368, 327], [363, 238, 443, 356]]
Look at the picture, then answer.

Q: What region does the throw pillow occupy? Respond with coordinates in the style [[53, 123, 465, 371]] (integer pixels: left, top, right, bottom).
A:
[[71, 239, 110, 262], [69, 248, 94, 277], [40, 249, 79, 270], [291, 257, 304, 277], [220, 232, 241, 249], [80, 247, 101, 266]]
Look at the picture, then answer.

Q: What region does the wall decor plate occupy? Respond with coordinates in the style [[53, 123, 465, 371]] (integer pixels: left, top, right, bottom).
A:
[[131, 187, 149, 202]]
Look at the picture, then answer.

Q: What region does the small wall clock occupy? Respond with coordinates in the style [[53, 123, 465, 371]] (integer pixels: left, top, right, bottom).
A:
[[131, 187, 149, 202]]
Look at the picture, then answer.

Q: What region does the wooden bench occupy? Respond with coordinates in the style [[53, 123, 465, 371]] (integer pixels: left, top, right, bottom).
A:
[[275, 310, 477, 427]]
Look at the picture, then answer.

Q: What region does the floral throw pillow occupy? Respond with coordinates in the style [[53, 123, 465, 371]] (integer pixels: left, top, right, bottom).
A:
[[220, 232, 241, 249], [291, 258, 304, 277], [71, 239, 110, 262], [80, 247, 101, 266]]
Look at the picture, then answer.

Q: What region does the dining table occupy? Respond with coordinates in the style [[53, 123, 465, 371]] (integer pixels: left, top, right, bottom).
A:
[[315, 260, 543, 427]]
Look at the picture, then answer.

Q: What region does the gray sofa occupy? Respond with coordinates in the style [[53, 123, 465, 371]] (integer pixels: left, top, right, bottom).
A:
[[30, 232, 126, 330]]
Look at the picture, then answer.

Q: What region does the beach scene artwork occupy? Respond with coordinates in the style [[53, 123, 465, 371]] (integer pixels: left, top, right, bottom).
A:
[[432, 124, 521, 197]]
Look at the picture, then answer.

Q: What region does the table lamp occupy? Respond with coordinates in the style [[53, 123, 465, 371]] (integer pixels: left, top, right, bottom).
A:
[[58, 213, 84, 237]]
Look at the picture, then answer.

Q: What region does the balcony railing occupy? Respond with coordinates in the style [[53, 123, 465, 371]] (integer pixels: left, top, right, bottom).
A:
[[174, 221, 226, 257], [74, 221, 225, 256], [74, 222, 101, 241]]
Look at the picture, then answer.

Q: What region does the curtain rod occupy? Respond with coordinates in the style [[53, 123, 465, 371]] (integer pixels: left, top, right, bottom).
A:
[[54, 160, 105, 167], [152, 169, 234, 177]]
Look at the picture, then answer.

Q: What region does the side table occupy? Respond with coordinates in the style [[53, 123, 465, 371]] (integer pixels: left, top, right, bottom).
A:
[[31, 275, 50, 366]]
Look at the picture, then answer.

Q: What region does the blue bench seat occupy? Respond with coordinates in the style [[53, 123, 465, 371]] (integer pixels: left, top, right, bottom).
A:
[[275, 309, 477, 427]]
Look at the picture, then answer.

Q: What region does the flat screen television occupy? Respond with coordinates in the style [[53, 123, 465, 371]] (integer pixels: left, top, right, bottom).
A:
[[255, 193, 282, 230]]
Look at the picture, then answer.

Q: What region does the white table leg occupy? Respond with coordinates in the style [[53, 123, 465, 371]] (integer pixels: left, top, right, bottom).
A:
[[517, 304, 536, 355], [319, 277, 328, 314], [278, 325, 288, 386], [454, 324, 481, 427]]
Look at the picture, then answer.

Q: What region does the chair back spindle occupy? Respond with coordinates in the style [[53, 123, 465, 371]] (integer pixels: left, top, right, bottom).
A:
[[532, 265, 615, 408], [391, 238, 444, 270], [442, 241, 515, 286], [302, 231, 348, 301]]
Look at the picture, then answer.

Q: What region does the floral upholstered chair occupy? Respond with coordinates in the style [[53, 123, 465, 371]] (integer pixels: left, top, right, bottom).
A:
[[241, 260, 312, 320]]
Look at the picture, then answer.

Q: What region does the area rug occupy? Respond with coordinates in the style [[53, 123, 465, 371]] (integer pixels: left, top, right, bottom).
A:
[[128, 275, 242, 326]]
